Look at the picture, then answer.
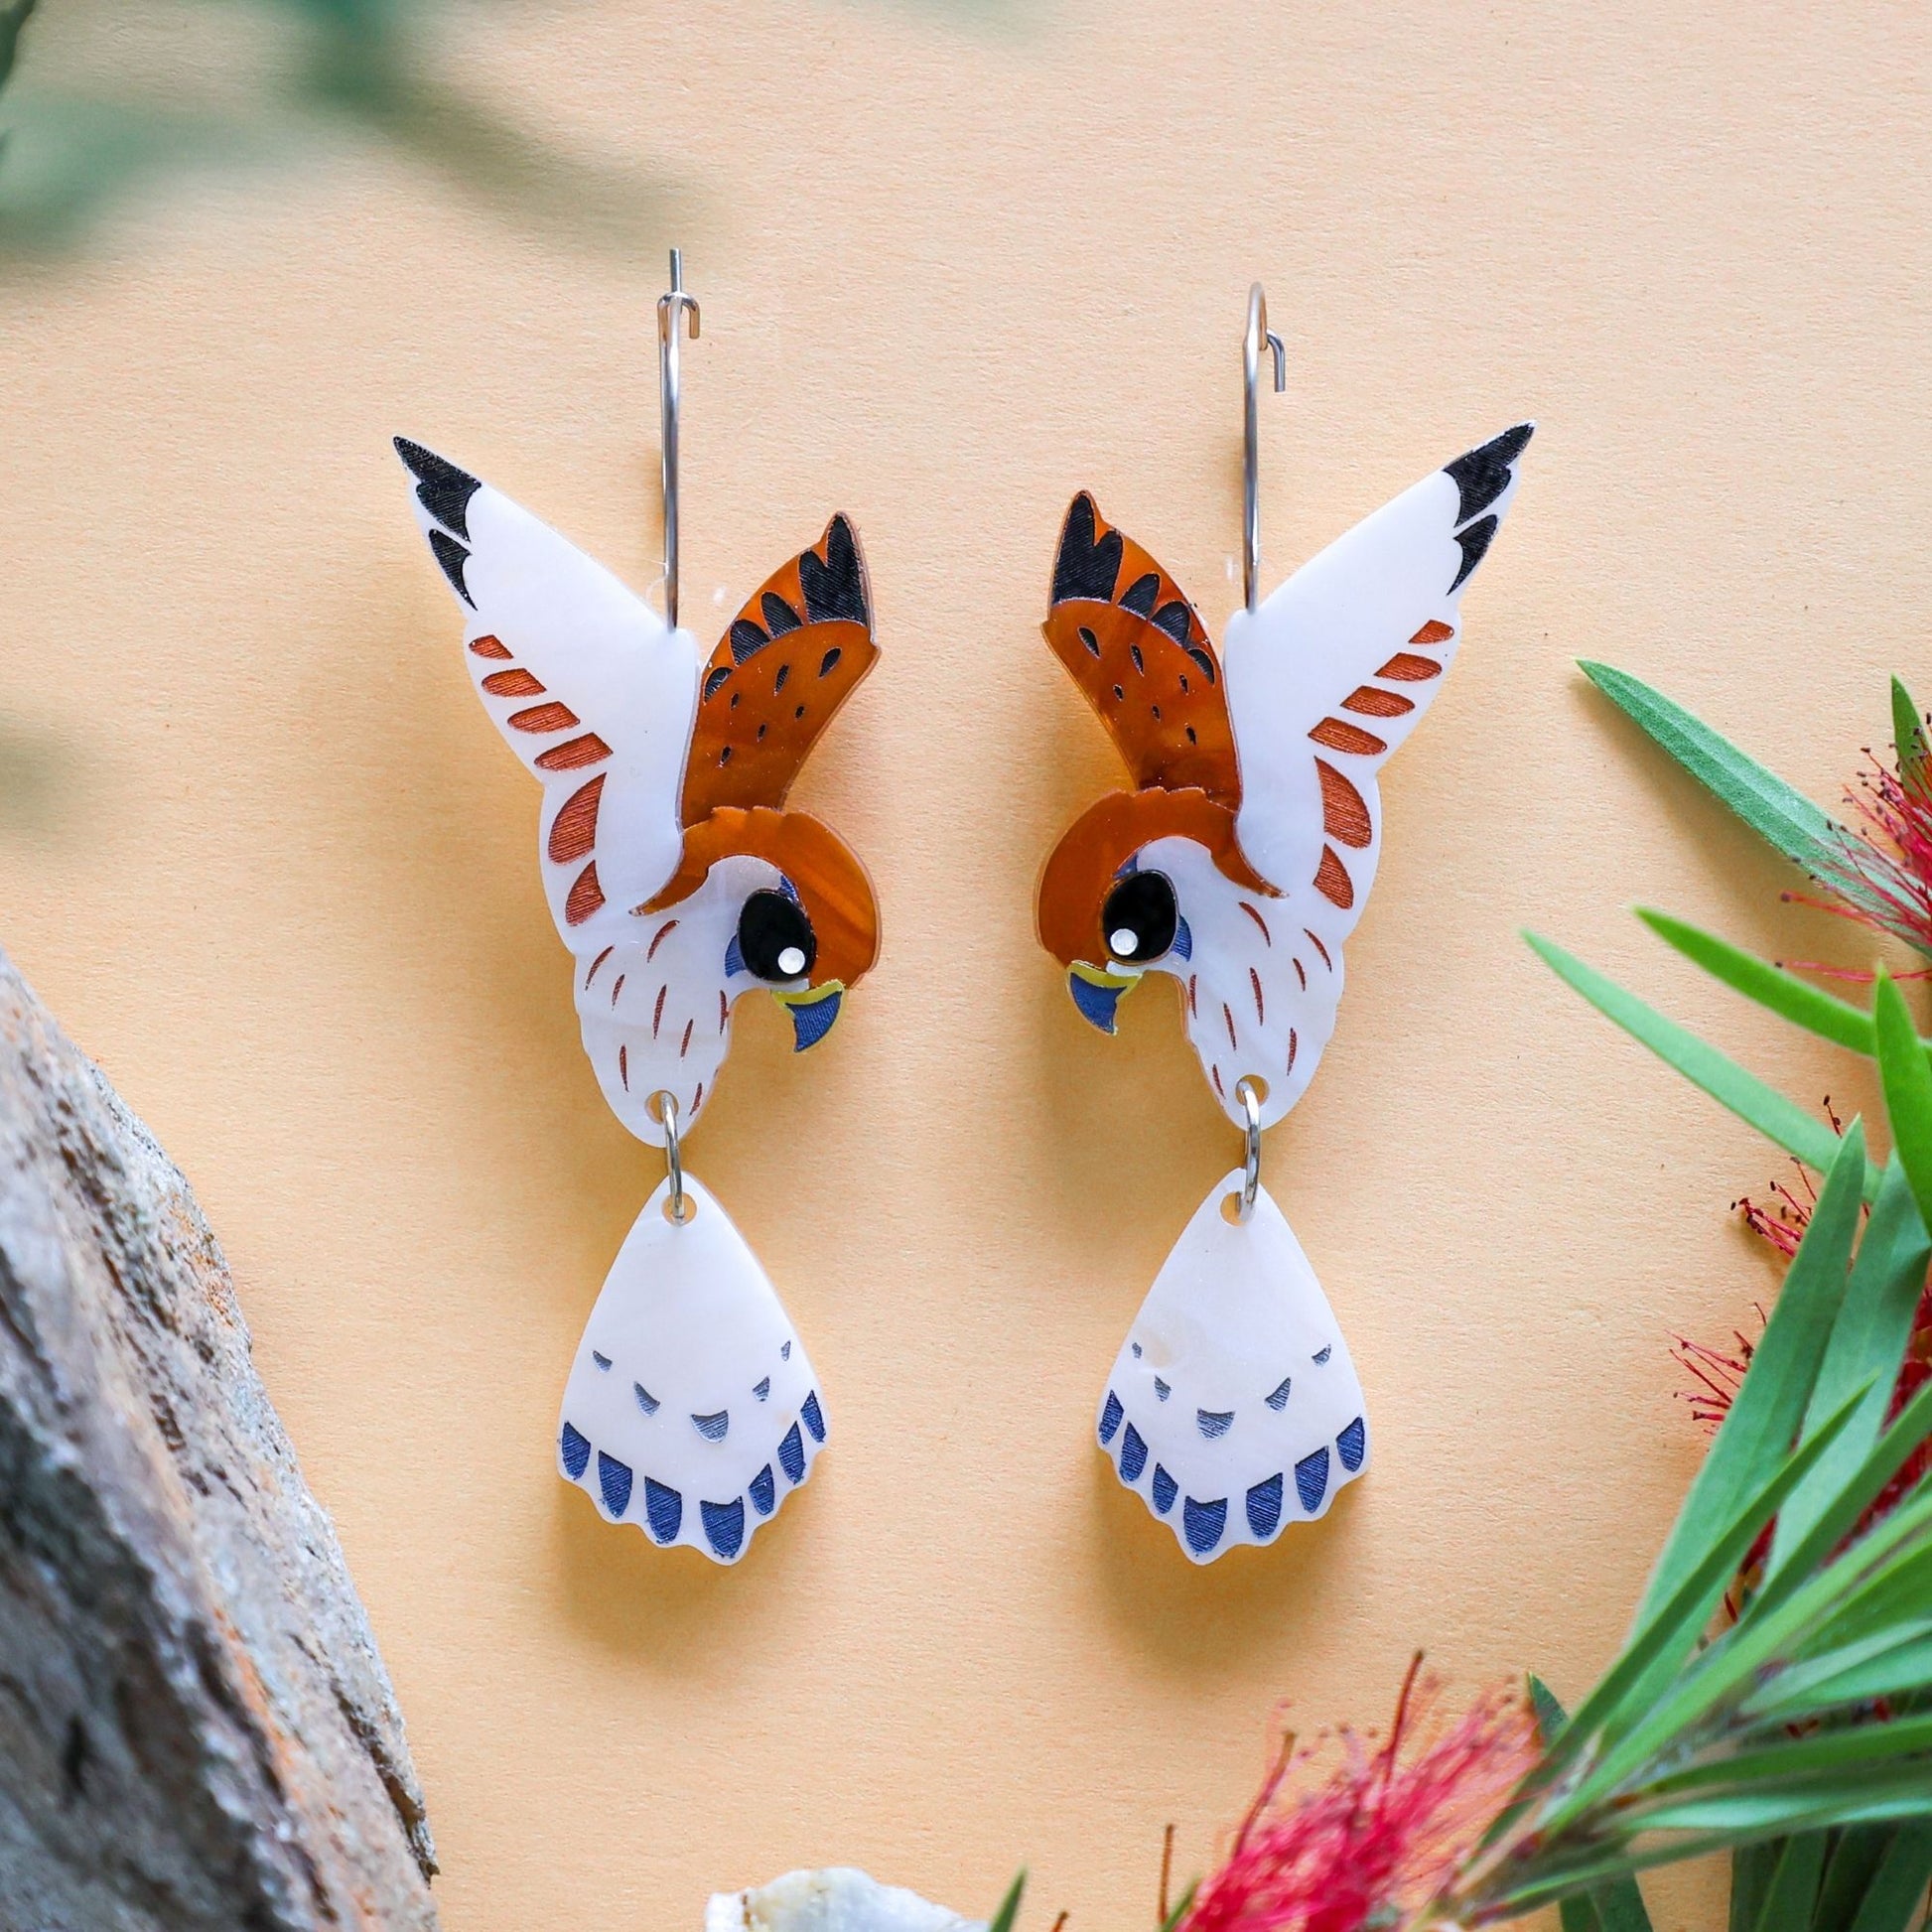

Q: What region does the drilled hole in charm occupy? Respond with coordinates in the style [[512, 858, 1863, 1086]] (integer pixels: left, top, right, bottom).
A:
[[1220, 1073, 1269, 1220]]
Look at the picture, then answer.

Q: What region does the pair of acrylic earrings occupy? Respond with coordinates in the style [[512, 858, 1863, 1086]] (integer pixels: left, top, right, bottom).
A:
[[397, 252, 1531, 1567]]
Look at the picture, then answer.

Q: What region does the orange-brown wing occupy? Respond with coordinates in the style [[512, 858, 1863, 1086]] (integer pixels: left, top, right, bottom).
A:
[[1042, 493, 1239, 808], [682, 514, 879, 826]]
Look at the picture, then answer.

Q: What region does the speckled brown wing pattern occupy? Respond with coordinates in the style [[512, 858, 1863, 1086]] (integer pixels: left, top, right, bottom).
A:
[[1042, 493, 1239, 808], [682, 515, 879, 827]]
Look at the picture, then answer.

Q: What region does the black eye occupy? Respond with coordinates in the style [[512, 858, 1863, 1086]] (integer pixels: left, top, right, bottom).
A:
[[1100, 871, 1177, 963], [738, 890, 816, 981]]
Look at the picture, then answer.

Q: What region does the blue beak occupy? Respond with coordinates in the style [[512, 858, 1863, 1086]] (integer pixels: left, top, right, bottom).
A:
[[1067, 962, 1140, 1035], [775, 981, 844, 1051]]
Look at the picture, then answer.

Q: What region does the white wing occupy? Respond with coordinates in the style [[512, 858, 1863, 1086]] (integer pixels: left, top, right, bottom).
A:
[[1223, 424, 1533, 927], [395, 439, 701, 951]]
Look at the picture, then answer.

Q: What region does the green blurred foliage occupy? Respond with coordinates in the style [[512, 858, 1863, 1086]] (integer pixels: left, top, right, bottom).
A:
[[0, 0, 681, 260]]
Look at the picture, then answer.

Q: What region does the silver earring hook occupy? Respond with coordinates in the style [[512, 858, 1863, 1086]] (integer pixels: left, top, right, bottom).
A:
[[653, 1089, 690, 1224], [1234, 1076, 1263, 1222], [656, 246, 701, 631], [1242, 283, 1287, 614]]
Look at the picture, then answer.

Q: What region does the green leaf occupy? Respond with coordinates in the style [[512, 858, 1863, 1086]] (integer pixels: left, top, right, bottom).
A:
[[1525, 933, 1880, 1199], [1702, 1386, 1932, 1669], [1580, 663, 1854, 885], [1527, 1679, 1657, 1932], [987, 1871, 1026, 1932], [1893, 677, 1928, 793], [1844, 1826, 1932, 1932], [1158, 1883, 1197, 1932], [1622, 1762, 1932, 1838], [1533, 1383, 1872, 1811], [1875, 971, 1932, 1236], [1772, 1633, 1932, 1715], [1558, 1893, 1604, 1932], [1770, 1157, 1932, 1576], [1602, 1458, 1932, 1804], [1741, 1621, 1932, 1721], [1636, 1714, 1932, 1799], [1729, 1844, 1773, 1932], [1746, 1833, 1826, 1932], [1636, 909, 1894, 1060], [1815, 1544, 1932, 1652], [1637, 1125, 1867, 1630], [1814, 1829, 1891, 1932], [0, 0, 34, 93], [1529, 1673, 1568, 1743], [1483, 1802, 1932, 1919], [1548, 1391, 1889, 1826]]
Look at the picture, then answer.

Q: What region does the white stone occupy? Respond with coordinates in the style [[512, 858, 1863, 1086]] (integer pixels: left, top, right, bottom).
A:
[[706, 1868, 983, 1932]]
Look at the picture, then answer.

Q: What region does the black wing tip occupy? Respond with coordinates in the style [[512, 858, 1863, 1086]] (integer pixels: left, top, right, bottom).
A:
[[393, 436, 483, 543], [1051, 490, 1122, 606], [1057, 490, 1103, 550], [427, 528, 475, 608], [392, 434, 444, 476], [1443, 422, 1534, 537], [799, 513, 871, 628]]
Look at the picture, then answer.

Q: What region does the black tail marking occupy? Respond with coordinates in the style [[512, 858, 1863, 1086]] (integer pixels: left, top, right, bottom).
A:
[[1052, 492, 1123, 605], [394, 437, 482, 543]]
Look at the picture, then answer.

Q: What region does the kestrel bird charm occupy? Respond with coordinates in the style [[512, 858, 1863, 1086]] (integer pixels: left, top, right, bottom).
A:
[[397, 437, 878, 1562], [1038, 422, 1533, 1560]]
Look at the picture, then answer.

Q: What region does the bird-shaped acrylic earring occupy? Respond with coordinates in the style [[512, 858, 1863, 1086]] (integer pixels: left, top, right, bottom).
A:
[[395, 252, 877, 1563], [1037, 286, 1531, 1562]]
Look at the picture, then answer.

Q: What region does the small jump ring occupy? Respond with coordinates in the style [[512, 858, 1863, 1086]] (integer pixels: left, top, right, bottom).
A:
[[1235, 1076, 1263, 1223], [654, 1090, 689, 1223]]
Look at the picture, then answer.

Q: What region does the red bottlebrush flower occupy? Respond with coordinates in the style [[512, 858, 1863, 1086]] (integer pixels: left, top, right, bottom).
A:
[[1672, 1326, 1757, 1432], [1785, 729, 1932, 972], [1177, 1659, 1536, 1932], [1688, 1153, 1932, 1529]]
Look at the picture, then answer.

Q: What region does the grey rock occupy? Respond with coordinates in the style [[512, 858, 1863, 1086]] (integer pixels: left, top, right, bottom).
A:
[[0, 946, 437, 1929]]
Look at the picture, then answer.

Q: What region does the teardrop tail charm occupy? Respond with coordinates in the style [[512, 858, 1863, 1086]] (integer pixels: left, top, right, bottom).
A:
[[1097, 1172, 1367, 1564], [558, 1174, 826, 1564]]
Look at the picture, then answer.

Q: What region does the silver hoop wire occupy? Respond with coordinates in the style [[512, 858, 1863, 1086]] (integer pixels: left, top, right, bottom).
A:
[[654, 1089, 690, 1224], [656, 247, 701, 631], [1241, 282, 1287, 614], [1234, 1076, 1263, 1222]]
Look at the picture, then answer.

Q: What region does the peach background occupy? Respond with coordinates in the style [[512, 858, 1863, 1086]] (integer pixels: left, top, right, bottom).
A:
[[5, 3, 1930, 1927]]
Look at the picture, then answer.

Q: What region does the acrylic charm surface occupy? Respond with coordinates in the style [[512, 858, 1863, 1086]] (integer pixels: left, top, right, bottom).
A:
[[395, 437, 879, 1148], [1039, 337, 1529, 1557], [396, 305, 876, 1562], [1098, 1173, 1367, 1562], [1038, 425, 1533, 1128], [558, 1175, 825, 1563]]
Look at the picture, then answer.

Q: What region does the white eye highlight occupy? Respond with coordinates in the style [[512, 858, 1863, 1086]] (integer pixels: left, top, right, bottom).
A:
[[776, 946, 807, 978], [1109, 928, 1138, 957]]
